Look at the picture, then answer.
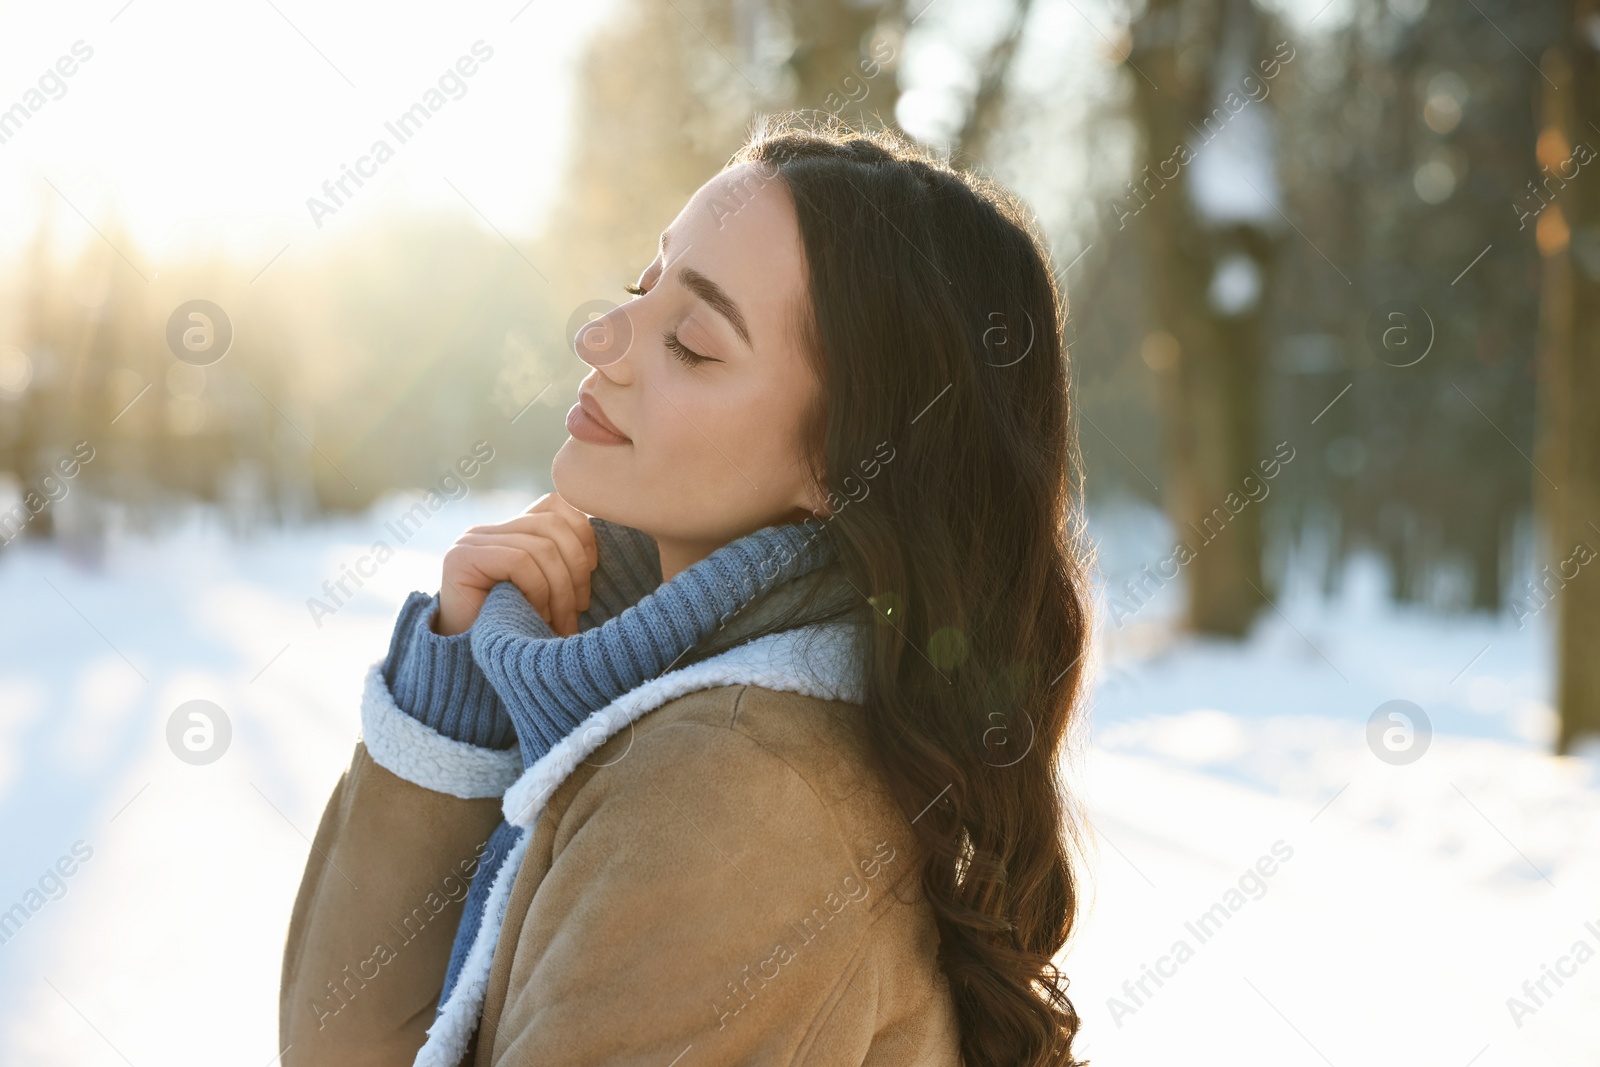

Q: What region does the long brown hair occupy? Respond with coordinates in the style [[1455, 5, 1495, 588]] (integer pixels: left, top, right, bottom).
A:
[[720, 115, 1094, 1066]]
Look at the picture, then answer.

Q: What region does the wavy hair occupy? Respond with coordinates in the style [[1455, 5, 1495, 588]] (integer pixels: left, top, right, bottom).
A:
[[712, 115, 1095, 1066]]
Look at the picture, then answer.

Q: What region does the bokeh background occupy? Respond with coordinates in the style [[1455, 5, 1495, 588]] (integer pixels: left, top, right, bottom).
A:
[[2, 0, 1598, 1063]]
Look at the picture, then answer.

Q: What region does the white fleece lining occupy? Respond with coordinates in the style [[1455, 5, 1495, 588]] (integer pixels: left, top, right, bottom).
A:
[[413, 823, 532, 1067], [501, 618, 866, 828], [411, 619, 865, 1067], [359, 662, 524, 800]]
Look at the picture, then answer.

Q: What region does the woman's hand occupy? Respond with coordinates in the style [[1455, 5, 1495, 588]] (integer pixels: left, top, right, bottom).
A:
[[435, 492, 599, 637]]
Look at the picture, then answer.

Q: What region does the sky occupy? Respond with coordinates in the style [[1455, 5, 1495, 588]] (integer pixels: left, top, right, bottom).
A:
[[0, 0, 617, 269], [0, 0, 1351, 276]]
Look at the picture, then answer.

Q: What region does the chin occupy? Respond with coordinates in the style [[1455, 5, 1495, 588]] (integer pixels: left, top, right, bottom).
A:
[[551, 441, 627, 526]]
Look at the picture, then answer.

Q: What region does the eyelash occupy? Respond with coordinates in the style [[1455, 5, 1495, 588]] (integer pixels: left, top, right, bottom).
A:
[[663, 329, 713, 367], [626, 282, 714, 368]]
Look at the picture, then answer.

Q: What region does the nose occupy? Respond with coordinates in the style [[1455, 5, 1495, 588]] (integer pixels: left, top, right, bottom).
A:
[[572, 302, 636, 370]]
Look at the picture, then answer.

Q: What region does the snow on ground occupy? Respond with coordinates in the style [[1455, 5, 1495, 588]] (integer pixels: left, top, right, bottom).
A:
[[0, 490, 1596, 1065]]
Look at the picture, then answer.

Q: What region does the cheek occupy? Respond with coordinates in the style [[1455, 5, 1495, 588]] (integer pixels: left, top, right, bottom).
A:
[[736, 374, 812, 462], [644, 404, 717, 472], [654, 376, 807, 486]]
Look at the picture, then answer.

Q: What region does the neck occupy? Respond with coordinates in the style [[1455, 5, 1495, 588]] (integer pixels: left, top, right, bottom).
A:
[[655, 536, 723, 583], [656, 508, 822, 582]]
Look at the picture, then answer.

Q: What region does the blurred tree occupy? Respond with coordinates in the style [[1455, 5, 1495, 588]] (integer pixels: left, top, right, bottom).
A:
[[1266, 0, 1553, 621], [783, 0, 905, 131], [1125, 0, 1280, 636], [8, 194, 63, 543], [1, 0, 924, 542], [543, 1, 744, 292], [950, 0, 1034, 164], [1533, 14, 1600, 753]]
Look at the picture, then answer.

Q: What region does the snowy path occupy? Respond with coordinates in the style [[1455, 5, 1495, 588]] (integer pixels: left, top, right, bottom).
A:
[[0, 492, 1595, 1064]]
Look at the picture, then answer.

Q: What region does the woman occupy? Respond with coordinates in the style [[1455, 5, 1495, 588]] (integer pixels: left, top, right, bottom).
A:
[[279, 115, 1092, 1067]]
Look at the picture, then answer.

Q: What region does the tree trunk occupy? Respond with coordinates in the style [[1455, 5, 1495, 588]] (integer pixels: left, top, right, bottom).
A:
[[951, 0, 1035, 165], [783, 0, 903, 130], [1127, 0, 1273, 636], [1535, 17, 1600, 753]]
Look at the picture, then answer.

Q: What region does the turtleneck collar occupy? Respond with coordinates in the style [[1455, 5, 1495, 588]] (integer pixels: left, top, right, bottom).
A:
[[468, 517, 845, 768]]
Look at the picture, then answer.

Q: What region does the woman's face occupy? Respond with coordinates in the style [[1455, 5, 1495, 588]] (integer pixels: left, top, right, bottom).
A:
[[552, 162, 827, 578]]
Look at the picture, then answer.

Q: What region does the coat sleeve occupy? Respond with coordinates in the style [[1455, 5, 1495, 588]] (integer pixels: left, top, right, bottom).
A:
[[278, 661, 523, 1067], [481, 715, 917, 1066]]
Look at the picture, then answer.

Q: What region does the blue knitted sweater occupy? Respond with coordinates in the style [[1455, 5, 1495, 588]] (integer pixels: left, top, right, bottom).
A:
[[378, 515, 850, 1025]]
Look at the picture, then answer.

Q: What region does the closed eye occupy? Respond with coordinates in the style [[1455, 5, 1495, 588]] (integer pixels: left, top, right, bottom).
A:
[[663, 329, 716, 367]]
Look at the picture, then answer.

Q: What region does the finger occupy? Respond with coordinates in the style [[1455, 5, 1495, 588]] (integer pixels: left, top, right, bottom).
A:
[[515, 537, 581, 635], [525, 494, 599, 572], [460, 520, 591, 617], [436, 570, 489, 636], [454, 537, 579, 635], [554, 502, 599, 573], [443, 543, 552, 631], [456, 543, 559, 629], [462, 515, 594, 613], [553, 507, 597, 576], [526, 490, 585, 518], [496, 495, 598, 547]]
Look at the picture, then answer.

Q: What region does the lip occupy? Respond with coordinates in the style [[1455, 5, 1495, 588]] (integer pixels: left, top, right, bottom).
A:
[[568, 388, 631, 445]]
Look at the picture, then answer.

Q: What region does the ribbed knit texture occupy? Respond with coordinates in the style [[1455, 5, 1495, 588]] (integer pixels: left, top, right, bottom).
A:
[[381, 518, 664, 749], [380, 602, 511, 748], [377, 514, 847, 1029], [471, 521, 837, 769]]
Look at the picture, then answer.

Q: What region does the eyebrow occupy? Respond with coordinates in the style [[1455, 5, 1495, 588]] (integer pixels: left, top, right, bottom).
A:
[[677, 267, 751, 347], [660, 229, 751, 347]]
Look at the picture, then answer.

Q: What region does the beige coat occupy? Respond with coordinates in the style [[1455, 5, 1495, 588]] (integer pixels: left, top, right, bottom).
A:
[[278, 679, 964, 1065]]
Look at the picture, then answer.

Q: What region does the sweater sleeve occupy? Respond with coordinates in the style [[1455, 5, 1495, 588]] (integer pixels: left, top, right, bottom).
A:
[[382, 590, 515, 749], [378, 517, 661, 751]]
